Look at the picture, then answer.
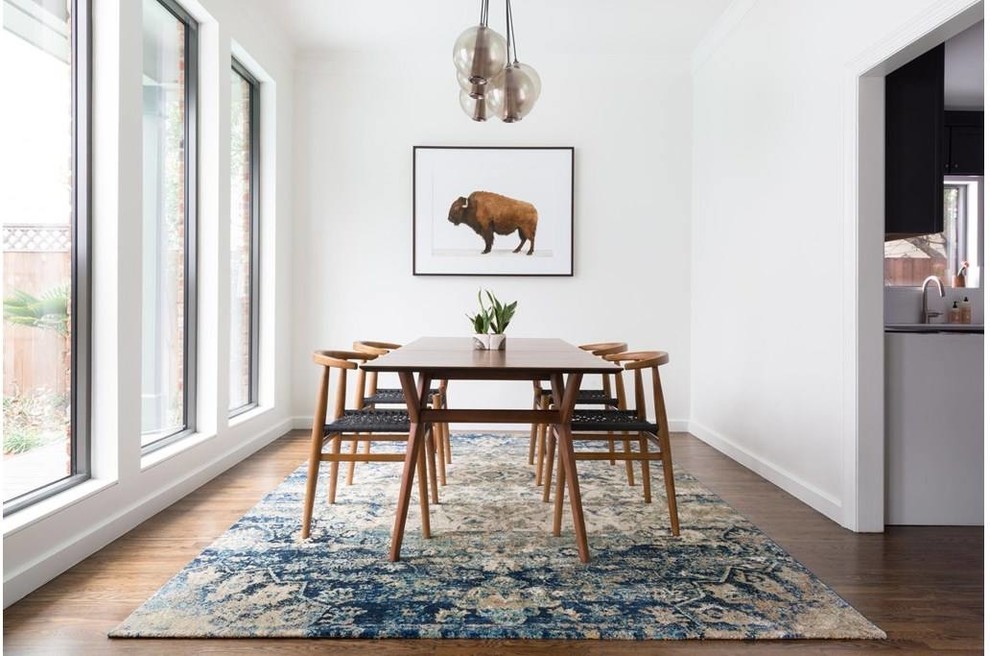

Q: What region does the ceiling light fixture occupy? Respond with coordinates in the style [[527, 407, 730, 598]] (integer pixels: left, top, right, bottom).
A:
[[453, 0, 541, 123]]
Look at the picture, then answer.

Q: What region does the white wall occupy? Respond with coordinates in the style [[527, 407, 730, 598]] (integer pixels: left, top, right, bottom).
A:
[[3, 0, 295, 606], [291, 45, 699, 426], [690, 0, 983, 528]]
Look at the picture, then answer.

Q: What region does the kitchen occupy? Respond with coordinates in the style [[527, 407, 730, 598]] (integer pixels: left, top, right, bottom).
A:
[[883, 20, 983, 525]]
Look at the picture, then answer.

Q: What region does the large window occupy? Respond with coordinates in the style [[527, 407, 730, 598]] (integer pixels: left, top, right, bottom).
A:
[[141, 0, 197, 448], [2, 0, 90, 512], [885, 178, 984, 287], [229, 59, 259, 415]]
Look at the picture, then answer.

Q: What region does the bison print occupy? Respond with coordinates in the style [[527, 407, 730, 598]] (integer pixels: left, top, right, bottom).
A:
[[447, 191, 538, 255]]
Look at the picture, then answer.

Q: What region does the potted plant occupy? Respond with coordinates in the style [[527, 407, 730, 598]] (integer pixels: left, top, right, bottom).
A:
[[467, 289, 517, 350]]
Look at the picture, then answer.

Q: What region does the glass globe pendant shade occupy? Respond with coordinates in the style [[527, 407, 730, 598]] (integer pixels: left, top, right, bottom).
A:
[[459, 88, 489, 121], [456, 70, 489, 100], [486, 62, 541, 122], [452, 25, 507, 86]]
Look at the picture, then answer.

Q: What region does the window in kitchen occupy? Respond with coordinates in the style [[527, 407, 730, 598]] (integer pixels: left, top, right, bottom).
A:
[[141, 0, 198, 449], [229, 58, 259, 416], [2, 0, 91, 513], [884, 177, 983, 287]]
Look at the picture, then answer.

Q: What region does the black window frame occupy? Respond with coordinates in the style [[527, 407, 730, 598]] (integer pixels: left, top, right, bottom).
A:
[[3, 0, 92, 516], [141, 0, 198, 453], [228, 57, 260, 418]]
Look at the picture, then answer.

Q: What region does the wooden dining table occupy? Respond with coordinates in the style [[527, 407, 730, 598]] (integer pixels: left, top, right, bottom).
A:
[[361, 336, 622, 563]]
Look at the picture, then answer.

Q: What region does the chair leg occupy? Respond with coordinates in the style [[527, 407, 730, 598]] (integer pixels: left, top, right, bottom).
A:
[[425, 425, 439, 505], [623, 432, 635, 485], [416, 436, 432, 538], [542, 428, 557, 503], [535, 394, 549, 486], [639, 434, 652, 503], [443, 420, 452, 465], [328, 435, 342, 504], [345, 438, 359, 485], [301, 430, 325, 539], [431, 393, 447, 486], [528, 391, 539, 465], [659, 432, 680, 535], [535, 419, 546, 486], [434, 428, 447, 485]]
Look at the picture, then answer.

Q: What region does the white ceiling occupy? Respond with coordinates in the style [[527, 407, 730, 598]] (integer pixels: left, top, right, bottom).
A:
[[249, 0, 735, 57]]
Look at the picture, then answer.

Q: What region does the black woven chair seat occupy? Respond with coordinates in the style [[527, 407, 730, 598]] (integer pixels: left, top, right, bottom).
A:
[[364, 387, 441, 406], [570, 409, 657, 433], [539, 388, 619, 406], [324, 409, 411, 434]]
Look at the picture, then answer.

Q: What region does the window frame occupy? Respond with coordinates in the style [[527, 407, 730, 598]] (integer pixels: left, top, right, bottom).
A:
[[3, 0, 92, 515], [228, 57, 260, 418], [141, 0, 199, 452]]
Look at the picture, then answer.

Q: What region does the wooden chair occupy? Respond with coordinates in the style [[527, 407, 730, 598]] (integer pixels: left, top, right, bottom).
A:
[[530, 341, 629, 489], [546, 350, 680, 537], [353, 341, 452, 485], [301, 350, 438, 540]]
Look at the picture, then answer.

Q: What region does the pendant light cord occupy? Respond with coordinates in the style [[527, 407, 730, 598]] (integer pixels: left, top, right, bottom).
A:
[[504, 0, 517, 64], [479, 0, 489, 27]]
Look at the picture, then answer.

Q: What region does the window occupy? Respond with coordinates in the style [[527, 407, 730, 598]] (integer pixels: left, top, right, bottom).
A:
[[2, 0, 90, 512], [229, 59, 259, 415], [884, 177, 984, 288], [141, 0, 197, 449]]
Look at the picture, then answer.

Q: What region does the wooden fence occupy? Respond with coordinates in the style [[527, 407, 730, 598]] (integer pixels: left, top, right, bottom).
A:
[[3, 235, 71, 398]]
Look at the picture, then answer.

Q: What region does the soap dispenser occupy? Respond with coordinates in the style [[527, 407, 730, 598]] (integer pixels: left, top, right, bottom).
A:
[[960, 296, 972, 324], [949, 301, 961, 324]]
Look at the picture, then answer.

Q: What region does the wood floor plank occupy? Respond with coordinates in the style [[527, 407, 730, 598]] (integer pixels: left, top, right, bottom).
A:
[[2, 430, 983, 654]]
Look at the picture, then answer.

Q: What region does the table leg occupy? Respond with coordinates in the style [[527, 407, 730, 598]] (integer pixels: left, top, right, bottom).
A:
[[390, 371, 431, 561], [551, 372, 590, 563]]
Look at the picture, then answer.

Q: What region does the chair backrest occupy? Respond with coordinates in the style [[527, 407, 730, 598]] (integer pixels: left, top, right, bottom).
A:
[[578, 341, 627, 357], [312, 350, 375, 425], [604, 350, 670, 433], [579, 341, 628, 407], [352, 340, 402, 400]]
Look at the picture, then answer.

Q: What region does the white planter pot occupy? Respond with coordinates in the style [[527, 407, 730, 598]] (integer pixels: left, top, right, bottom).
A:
[[472, 334, 507, 350]]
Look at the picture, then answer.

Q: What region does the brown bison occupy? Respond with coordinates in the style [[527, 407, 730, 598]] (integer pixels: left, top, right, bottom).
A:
[[447, 191, 538, 255]]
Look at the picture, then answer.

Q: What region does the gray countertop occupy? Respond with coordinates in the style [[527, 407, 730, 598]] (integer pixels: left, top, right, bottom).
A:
[[885, 323, 984, 334]]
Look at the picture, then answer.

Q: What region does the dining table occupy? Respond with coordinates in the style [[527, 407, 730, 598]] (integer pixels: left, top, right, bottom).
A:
[[361, 336, 622, 563]]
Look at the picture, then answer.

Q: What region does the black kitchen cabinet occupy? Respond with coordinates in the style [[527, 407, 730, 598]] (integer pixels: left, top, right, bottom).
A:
[[944, 110, 984, 175], [885, 44, 944, 238]]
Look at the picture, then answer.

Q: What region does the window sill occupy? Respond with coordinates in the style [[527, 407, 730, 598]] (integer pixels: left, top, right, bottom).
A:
[[2, 477, 118, 538], [228, 404, 271, 428], [140, 430, 217, 472]]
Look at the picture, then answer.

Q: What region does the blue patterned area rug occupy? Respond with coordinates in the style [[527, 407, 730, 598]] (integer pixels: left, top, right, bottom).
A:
[[110, 433, 885, 640]]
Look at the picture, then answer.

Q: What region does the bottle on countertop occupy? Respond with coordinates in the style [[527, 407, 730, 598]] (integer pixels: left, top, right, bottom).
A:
[[949, 301, 962, 324], [960, 296, 972, 324]]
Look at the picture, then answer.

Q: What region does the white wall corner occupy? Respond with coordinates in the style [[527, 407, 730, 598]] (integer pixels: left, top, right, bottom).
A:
[[691, 0, 758, 74], [687, 420, 845, 524]]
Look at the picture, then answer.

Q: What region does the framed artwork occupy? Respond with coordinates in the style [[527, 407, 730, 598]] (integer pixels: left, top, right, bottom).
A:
[[413, 146, 574, 276]]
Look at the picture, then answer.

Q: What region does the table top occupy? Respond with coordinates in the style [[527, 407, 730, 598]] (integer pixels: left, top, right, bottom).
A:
[[361, 337, 621, 375]]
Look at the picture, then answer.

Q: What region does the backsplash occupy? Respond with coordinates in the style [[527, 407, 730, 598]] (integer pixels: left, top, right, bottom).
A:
[[884, 286, 984, 324]]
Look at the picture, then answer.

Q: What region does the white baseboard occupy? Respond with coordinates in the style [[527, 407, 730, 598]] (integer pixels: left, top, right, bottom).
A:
[[3, 418, 292, 608], [291, 417, 690, 433], [687, 420, 844, 525]]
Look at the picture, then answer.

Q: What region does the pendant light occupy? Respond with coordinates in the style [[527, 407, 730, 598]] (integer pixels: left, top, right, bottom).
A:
[[453, 0, 540, 123], [452, 0, 506, 101], [486, 0, 541, 122]]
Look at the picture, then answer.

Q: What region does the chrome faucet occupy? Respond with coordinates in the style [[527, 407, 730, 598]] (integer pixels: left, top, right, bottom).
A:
[[921, 275, 945, 323]]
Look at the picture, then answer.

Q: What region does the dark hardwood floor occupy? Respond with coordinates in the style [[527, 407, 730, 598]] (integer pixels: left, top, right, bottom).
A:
[[3, 430, 983, 654]]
